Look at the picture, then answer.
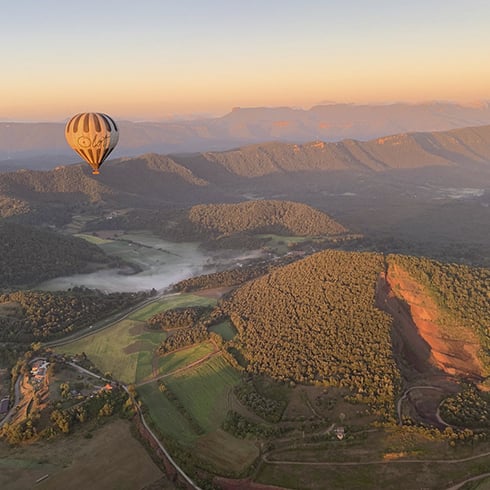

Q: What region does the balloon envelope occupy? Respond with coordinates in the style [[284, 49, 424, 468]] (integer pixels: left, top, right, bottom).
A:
[[65, 113, 119, 174]]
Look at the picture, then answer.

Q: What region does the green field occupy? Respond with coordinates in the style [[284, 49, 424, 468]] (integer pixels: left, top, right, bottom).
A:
[[138, 353, 258, 473], [209, 320, 237, 341], [138, 382, 198, 445], [164, 354, 241, 431], [57, 318, 163, 383], [55, 293, 218, 384], [155, 341, 216, 376]]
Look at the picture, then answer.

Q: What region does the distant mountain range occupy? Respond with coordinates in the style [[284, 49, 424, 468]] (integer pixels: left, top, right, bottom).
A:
[[3, 102, 490, 170], [1, 123, 489, 222]]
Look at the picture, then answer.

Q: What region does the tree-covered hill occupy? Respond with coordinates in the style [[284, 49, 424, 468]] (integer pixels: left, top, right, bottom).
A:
[[221, 249, 490, 416], [0, 154, 231, 224], [187, 200, 347, 236], [222, 250, 400, 415], [0, 222, 114, 288]]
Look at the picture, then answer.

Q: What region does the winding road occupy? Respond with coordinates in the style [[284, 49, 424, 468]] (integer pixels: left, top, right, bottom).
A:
[[67, 361, 202, 490]]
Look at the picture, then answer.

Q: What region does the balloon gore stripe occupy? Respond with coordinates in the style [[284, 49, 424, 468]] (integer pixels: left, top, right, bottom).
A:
[[65, 112, 119, 174]]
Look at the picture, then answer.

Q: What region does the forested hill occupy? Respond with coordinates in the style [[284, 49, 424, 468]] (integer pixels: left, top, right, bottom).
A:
[[0, 222, 114, 288], [187, 200, 347, 236], [223, 250, 399, 412], [221, 249, 490, 413]]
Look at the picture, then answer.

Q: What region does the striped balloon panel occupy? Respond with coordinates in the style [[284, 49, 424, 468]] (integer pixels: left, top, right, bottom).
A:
[[65, 113, 119, 171]]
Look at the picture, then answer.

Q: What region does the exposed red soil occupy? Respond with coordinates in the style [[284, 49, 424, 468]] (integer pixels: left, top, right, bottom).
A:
[[381, 263, 484, 380]]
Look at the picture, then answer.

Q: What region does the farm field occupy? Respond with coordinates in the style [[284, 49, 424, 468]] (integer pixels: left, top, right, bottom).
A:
[[164, 354, 241, 431], [55, 293, 217, 384], [57, 318, 162, 383], [0, 419, 169, 490], [154, 341, 217, 377], [138, 353, 258, 474]]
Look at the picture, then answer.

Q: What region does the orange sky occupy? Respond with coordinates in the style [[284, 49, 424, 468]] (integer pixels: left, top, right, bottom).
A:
[[2, 1, 490, 121]]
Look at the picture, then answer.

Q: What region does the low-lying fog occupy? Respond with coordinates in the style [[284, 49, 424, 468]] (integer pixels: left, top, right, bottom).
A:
[[38, 235, 261, 293]]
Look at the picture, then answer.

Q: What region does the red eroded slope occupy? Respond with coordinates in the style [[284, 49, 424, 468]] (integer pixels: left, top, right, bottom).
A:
[[381, 263, 483, 379]]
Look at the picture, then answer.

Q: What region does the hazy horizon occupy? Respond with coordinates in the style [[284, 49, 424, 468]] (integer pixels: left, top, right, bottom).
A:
[[3, 0, 490, 122]]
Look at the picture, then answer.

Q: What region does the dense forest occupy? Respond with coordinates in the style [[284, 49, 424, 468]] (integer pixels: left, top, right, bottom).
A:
[[0, 289, 149, 342], [222, 250, 400, 416], [0, 222, 114, 288], [187, 200, 347, 236], [146, 306, 212, 330], [172, 262, 272, 292]]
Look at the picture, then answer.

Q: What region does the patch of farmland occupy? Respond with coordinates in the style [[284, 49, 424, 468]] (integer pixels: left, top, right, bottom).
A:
[[155, 341, 217, 377], [57, 319, 165, 384], [194, 429, 259, 474], [0, 419, 166, 490], [164, 354, 241, 432], [137, 382, 199, 445]]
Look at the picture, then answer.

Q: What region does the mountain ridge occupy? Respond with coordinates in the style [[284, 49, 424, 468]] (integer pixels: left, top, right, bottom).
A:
[[3, 102, 490, 169]]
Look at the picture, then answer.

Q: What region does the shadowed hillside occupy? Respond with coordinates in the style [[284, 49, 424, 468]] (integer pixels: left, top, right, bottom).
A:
[[0, 125, 489, 261], [0, 222, 115, 288]]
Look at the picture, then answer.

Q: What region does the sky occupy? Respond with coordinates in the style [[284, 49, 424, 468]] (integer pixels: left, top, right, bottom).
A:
[[2, 0, 490, 121]]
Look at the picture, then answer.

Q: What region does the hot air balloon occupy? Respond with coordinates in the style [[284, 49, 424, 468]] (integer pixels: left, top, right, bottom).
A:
[[65, 112, 119, 174]]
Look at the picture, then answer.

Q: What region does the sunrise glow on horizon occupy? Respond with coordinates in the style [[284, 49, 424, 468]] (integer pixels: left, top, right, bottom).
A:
[[2, 0, 490, 122]]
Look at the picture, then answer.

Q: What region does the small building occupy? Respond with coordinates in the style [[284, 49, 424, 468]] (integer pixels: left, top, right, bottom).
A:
[[334, 427, 345, 440], [0, 397, 9, 414]]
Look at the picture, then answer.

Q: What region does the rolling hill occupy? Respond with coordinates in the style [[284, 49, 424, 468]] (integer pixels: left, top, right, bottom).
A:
[[186, 200, 347, 236], [222, 249, 490, 413]]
